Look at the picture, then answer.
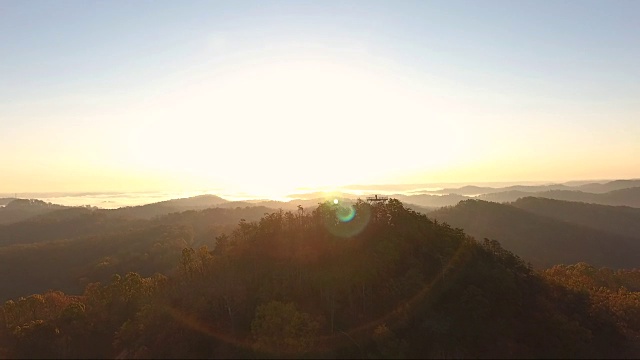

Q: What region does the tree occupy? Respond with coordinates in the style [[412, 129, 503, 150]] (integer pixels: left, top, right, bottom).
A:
[[251, 301, 320, 356]]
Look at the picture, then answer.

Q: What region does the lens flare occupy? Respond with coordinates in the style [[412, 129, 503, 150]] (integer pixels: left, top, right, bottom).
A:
[[336, 204, 357, 222], [322, 199, 371, 238]]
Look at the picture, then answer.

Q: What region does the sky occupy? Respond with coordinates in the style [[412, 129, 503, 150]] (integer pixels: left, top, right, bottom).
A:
[[1, 0, 639, 198]]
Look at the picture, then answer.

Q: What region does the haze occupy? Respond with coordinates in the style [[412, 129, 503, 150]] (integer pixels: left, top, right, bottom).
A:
[[2, 0, 639, 199]]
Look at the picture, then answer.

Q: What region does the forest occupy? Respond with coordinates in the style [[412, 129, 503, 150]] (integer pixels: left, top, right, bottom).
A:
[[4, 0, 640, 357], [1, 198, 640, 358]]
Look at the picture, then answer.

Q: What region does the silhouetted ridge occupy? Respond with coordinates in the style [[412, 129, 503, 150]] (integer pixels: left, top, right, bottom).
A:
[[479, 187, 640, 207], [107, 194, 230, 219], [577, 179, 640, 193]]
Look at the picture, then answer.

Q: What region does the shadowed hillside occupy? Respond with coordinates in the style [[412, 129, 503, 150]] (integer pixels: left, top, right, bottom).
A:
[[512, 197, 640, 240], [429, 199, 640, 268], [0, 199, 69, 225], [0, 206, 276, 301], [0, 208, 145, 247]]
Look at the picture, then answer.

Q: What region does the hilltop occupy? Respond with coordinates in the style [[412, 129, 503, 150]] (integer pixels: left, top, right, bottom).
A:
[[1, 199, 639, 358]]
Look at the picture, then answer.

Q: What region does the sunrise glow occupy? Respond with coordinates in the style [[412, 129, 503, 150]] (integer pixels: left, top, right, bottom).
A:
[[1, 1, 638, 198]]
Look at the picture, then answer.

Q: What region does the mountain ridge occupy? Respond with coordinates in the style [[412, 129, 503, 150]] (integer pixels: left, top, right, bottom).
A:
[[429, 199, 640, 269]]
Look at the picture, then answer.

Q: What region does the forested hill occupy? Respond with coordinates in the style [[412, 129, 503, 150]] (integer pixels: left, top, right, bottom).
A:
[[107, 194, 230, 219], [512, 197, 640, 239], [0, 208, 144, 247], [429, 199, 640, 269], [1, 199, 640, 358], [0, 206, 274, 301], [0, 199, 68, 225]]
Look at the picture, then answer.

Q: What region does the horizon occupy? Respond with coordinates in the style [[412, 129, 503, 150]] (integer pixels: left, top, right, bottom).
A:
[[0, 177, 627, 197], [2, 1, 639, 195], [1, 177, 637, 209]]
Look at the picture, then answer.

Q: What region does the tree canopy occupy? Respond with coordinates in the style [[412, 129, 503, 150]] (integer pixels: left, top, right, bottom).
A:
[[1, 199, 639, 358]]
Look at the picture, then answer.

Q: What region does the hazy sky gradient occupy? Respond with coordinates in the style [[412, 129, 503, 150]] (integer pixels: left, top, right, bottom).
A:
[[1, 0, 639, 196]]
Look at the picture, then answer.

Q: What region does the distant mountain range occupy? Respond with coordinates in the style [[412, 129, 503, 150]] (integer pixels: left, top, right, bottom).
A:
[[238, 180, 640, 210], [2, 178, 640, 226], [479, 187, 640, 207], [419, 179, 640, 196]]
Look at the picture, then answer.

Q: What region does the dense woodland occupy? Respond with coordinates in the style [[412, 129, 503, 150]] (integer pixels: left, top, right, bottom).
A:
[[429, 199, 640, 269], [0, 206, 272, 301], [1, 199, 640, 358], [511, 197, 640, 239]]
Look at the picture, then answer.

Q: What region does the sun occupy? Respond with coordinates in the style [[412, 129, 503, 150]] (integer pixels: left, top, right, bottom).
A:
[[121, 53, 463, 198]]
